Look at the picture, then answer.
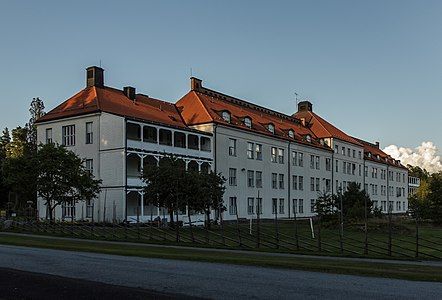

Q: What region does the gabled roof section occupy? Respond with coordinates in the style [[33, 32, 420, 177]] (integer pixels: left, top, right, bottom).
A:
[[37, 86, 188, 129], [353, 137, 407, 170], [176, 80, 331, 151], [294, 109, 363, 146]]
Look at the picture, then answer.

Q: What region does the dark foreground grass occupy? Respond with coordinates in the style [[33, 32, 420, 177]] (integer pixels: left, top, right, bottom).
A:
[[0, 233, 441, 282]]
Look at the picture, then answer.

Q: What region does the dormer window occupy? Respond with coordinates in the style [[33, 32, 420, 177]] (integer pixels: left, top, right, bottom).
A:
[[377, 155, 380, 160], [244, 117, 252, 128], [267, 123, 275, 134], [222, 111, 231, 123], [305, 135, 311, 142], [288, 130, 294, 138], [368, 152, 372, 158]]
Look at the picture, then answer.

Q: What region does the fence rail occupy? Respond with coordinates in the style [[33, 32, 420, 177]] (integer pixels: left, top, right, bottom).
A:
[[3, 216, 442, 261]]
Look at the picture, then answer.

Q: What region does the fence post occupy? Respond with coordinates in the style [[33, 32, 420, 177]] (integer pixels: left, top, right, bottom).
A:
[[256, 203, 261, 248], [388, 203, 392, 257], [220, 210, 226, 246], [317, 216, 322, 252], [364, 193, 368, 255], [234, 199, 242, 247], [275, 201, 279, 249], [136, 206, 140, 240], [415, 216, 419, 259], [293, 202, 299, 251]]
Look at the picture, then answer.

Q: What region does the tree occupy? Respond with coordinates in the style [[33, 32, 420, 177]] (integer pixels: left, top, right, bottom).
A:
[[426, 173, 442, 223], [314, 192, 335, 221], [0, 128, 11, 208], [142, 155, 187, 226], [198, 171, 226, 228], [36, 143, 101, 222], [335, 182, 373, 221], [407, 164, 429, 181], [26, 97, 45, 150], [2, 127, 36, 210]]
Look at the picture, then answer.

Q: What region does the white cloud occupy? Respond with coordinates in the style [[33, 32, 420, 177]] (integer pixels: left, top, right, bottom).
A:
[[383, 142, 442, 174]]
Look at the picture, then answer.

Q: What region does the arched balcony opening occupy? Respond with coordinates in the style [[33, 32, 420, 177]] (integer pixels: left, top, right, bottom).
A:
[[126, 123, 141, 141], [127, 153, 141, 178]]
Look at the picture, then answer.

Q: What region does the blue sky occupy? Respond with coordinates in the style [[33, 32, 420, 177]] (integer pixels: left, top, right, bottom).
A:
[[1, 0, 441, 153]]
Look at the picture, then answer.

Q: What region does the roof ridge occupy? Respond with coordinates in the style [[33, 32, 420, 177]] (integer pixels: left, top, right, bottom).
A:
[[197, 87, 301, 125]]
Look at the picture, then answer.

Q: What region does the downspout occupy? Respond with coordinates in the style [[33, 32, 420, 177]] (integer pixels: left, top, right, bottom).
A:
[[288, 141, 291, 219], [331, 150, 334, 196], [213, 124, 217, 173], [124, 118, 128, 222]]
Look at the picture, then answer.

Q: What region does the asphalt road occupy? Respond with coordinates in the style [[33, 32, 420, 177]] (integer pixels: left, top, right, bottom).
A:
[[0, 245, 441, 299]]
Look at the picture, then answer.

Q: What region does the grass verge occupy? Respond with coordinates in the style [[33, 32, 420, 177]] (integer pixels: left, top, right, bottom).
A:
[[0, 233, 441, 282]]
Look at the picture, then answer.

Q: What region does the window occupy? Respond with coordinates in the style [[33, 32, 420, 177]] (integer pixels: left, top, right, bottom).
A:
[[315, 178, 320, 191], [247, 170, 255, 187], [62, 125, 75, 146], [305, 135, 311, 142], [229, 139, 236, 156], [247, 197, 254, 215], [279, 198, 285, 214], [62, 199, 75, 219], [343, 162, 346, 174], [272, 173, 278, 189], [268, 124, 275, 134], [244, 117, 252, 128], [86, 199, 93, 218], [86, 122, 93, 144], [143, 126, 157, 143], [279, 174, 284, 189], [271, 147, 277, 163], [310, 177, 315, 191], [325, 179, 331, 192], [298, 153, 304, 167], [315, 156, 320, 169], [201, 136, 211, 152], [187, 134, 199, 150], [247, 142, 254, 159], [85, 159, 93, 175], [288, 130, 294, 138], [255, 144, 263, 160], [222, 111, 231, 123], [298, 199, 304, 213], [45, 128, 53, 144], [342, 147, 345, 155], [358, 151, 362, 159], [365, 166, 368, 177], [310, 155, 315, 169], [352, 163, 355, 175], [334, 145, 338, 153], [256, 171, 262, 188], [229, 168, 237, 186], [256, 198, 263, 215], [159, 129, 172, 146], [278, 148, 284, 164], [352, 149, 356, 158], [310, 199, 315, 213], [126, 123, 140, 141], [229, 197, 237, 215], [272, 198, 277, 214], [359, 165, 362, 176], [292, 175, 298, 190], [292, 151, 298, 166], [299, 176, 304, 190], [335, 160, 339, 172], [325, 158, 331, 171], [174, 132, 186, 148], [347, 148, 351, 157], [293, 199, 298, 214]]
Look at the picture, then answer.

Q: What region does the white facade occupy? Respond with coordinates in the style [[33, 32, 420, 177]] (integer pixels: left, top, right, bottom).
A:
[[36, 112, 214, 223]]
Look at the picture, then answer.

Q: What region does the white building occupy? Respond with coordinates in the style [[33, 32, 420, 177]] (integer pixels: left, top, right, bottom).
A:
[[36, 67, 409, 222], [408, 176, 421, 196]]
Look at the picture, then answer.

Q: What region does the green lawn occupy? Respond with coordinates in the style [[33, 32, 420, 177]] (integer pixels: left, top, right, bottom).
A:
[[4, 218, 442, 260], [0, 233, 441, 282]]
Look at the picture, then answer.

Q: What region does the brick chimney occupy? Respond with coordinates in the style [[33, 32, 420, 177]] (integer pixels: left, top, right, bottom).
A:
[[123, 86, 136, 100], [86, 66, 104, 87], [375, 141, 380, 148], [190, 77, 202, 91], [298, 101, 313, 112]]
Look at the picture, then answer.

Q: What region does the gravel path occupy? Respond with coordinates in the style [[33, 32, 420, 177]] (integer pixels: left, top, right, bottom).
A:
[[0, 244, 441, 299]]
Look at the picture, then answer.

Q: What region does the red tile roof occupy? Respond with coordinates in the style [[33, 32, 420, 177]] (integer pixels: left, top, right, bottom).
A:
[[36, 86, 189, 130], [293, 109, 363, 146], [353, 137, 407, 169], [176, 88, 332, 151]]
